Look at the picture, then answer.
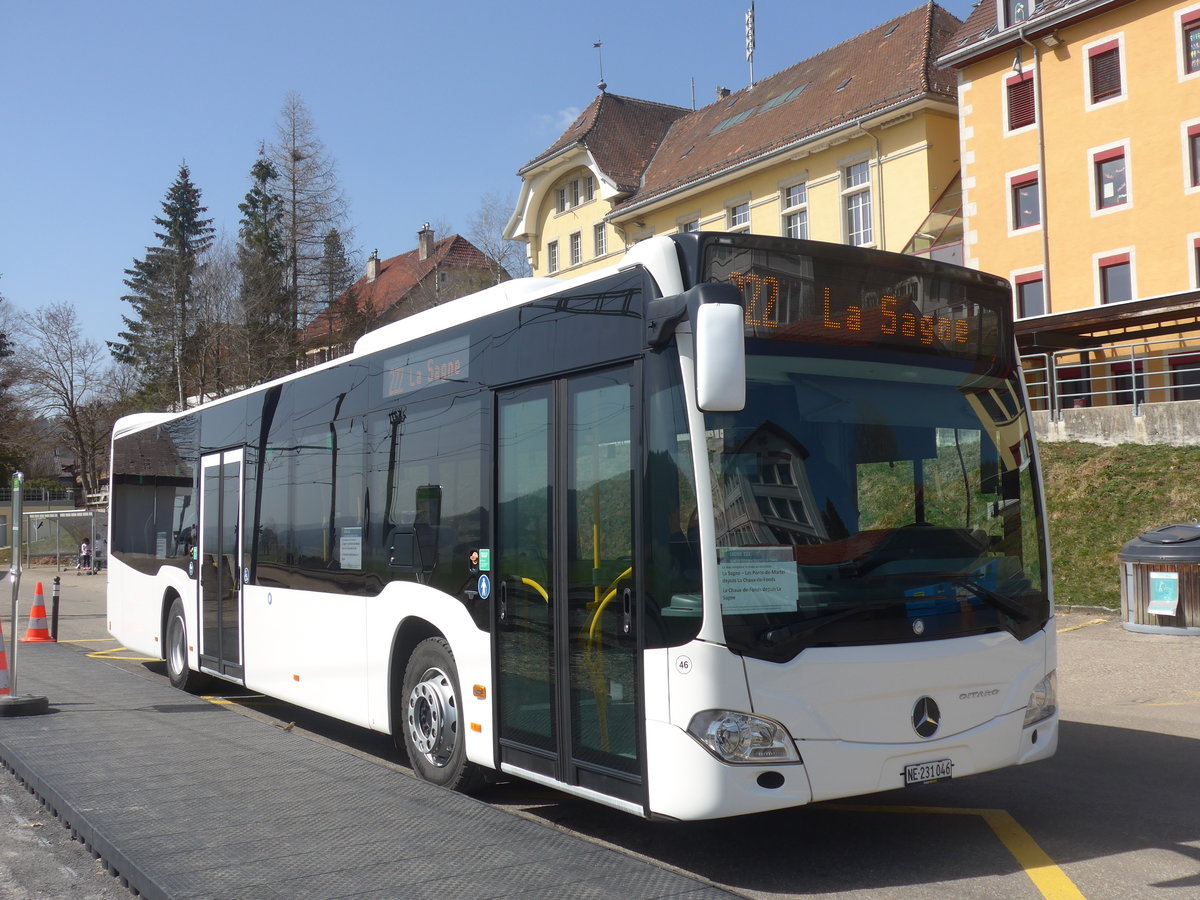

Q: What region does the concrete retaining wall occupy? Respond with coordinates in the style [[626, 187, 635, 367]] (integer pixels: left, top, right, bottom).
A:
[[1032, 399, 1200, 447]]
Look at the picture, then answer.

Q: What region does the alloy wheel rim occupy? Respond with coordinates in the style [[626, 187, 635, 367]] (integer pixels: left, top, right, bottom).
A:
[[407, 666, 458, 766]]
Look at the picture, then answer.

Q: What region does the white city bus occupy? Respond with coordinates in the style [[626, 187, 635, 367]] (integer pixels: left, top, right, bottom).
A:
[[108, 232, 1057, 820]]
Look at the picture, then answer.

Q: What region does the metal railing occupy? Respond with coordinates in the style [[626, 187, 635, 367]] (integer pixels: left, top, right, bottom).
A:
[[1021, 336, 1200, 420], [0, 486, 76, 504]]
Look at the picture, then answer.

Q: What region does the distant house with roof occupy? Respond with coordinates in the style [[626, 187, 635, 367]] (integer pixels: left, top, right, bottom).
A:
[[302, 225, 505, 365], [505, 2, 967, 277]]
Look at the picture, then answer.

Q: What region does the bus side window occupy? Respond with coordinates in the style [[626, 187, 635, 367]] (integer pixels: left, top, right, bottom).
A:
[[375, 391, 485, 596]]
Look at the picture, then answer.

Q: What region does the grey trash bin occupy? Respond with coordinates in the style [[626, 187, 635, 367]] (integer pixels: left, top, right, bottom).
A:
[[1118, 524, 1200, 635]]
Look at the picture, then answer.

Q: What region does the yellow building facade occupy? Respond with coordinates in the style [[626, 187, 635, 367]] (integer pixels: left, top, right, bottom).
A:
[[942, 0, 1200, 409], [507, 4, 969, 279]]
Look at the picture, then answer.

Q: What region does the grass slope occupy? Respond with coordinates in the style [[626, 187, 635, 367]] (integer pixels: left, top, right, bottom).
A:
[[1040, 441, 1200, 609]]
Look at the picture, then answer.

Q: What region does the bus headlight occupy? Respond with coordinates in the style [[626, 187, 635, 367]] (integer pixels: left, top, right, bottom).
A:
[[1024, 671, 1057, 727], [686, 710, 800, 764]]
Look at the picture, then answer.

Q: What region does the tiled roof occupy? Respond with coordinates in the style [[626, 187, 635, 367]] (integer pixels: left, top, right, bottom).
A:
[[519, 93, 691, 192], [302, 234, 497, 342], [619, 2, 962, 213], [940, 0, 1135, 65]]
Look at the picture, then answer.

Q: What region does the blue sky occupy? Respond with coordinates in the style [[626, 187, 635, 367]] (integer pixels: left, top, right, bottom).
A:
[[0, 0, 978, 348]]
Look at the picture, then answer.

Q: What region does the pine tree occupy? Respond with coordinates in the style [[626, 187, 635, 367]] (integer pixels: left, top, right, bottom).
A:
[[110, 163, 214, 409], [318, 228, 370, 352], [237, 152, 294, 382]]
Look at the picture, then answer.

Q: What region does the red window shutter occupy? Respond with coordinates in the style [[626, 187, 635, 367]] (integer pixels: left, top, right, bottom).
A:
[[1089, 47, 1121, 102], [1007, 75, 1035, 130]]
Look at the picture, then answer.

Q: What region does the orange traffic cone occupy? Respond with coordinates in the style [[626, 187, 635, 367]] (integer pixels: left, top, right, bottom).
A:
[[20, 582, 54, 643], [0, 616, 9, 696]]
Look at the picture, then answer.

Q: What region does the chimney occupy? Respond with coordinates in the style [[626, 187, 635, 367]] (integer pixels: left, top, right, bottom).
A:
[[367, 249, 379, 283], [418, 223, 434, 261], [716, 86, 731, 100]]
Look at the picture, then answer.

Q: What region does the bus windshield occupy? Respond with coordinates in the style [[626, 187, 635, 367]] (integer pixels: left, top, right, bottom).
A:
[[704, 349, 1049, 661], [695, 236, 1048, 661]]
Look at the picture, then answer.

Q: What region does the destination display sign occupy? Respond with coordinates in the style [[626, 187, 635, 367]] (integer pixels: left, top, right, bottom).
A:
[[703, 243, 1007, 362], [383, 335, 471, 397]]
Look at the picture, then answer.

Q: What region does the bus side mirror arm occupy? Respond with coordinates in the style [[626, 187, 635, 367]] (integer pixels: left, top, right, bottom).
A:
[[647, 282, 746, 411]]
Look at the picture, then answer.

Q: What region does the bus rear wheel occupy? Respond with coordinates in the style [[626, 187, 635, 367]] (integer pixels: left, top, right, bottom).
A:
[[165, 596, 208, 693], [400, 637, 482, 792]]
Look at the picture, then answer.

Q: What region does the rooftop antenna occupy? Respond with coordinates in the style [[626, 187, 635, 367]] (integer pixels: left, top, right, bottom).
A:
[[594, 40, 607, 92], [745, 2, 756, 88]]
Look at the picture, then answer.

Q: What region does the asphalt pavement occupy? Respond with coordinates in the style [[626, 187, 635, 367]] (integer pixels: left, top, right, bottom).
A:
[[0, 568, 1197, 900]]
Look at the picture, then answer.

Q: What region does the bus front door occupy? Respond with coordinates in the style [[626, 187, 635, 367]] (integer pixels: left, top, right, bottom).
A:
[[198, 449, 245, 682], [495, 366, 643, 808]]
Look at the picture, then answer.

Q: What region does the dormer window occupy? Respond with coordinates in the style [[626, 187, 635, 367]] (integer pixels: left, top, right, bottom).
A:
[[1004, 0, 1033, 28], [553, 173, 595, 215]]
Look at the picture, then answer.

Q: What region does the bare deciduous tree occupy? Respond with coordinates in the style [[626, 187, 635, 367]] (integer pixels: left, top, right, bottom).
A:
[[190, 233, 244, 399], [268, 92, 351, 334], [467, 191, 531, 283], [15, 302, 116, 497]]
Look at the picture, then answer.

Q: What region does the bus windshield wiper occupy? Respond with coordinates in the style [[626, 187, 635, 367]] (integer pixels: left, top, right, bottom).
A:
[[859, 571, 1033, 623], [760, 598, 912, 645]]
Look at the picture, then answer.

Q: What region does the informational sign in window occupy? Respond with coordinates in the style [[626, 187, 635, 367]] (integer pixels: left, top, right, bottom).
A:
[[1147, 571, 1180, 617], [718, 546, 798, 614], [340, 527, 363, 570]]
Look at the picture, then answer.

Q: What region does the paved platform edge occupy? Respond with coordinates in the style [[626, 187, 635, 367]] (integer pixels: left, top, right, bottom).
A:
[[0, 736, 166, 899]]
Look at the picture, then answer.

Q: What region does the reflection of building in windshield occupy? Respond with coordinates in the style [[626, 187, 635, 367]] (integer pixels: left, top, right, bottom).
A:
[[964, 383, 1032, 472], [715, 423, 828, 547]]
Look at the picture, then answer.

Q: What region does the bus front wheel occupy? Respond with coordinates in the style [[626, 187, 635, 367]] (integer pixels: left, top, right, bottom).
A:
[[400, 637, 482, 792], [165, 596, 208, 694]]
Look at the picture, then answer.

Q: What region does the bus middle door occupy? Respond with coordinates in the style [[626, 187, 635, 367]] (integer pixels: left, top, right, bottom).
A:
[[198, 448, 245, 682]]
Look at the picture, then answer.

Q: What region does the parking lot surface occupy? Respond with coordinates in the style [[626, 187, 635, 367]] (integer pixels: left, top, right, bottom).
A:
[[1, 569, 1198, 899]]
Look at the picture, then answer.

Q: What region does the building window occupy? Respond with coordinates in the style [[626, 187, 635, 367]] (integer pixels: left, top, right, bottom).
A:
[[547, 240, 559, 274], [1004, 0, 1033, 27], [1184, 10, 1200, 75], [594, 223, 607, 257], [1193, 237, 1200, 286], [555, 174, 595, 215], [728, 201, 750, 230], [1011, 172, 1040, 229], [1088, 41, 1122, 103], [1170, 353, 1200, 401], [679, 218, 700, 233], [1093, 148, 1128, 210], [1015, 272, 1045, 317], [569, 231, 582, 266], [782, 182, 808, 239], [1006, 72, 1036, 130], [1099, 253, 1132, 304], [843, 161, 873, 246], [1189, 124, 1200, 187]]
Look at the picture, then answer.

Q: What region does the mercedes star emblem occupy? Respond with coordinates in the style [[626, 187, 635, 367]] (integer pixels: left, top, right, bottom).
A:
[[912, 696, 941, 738]]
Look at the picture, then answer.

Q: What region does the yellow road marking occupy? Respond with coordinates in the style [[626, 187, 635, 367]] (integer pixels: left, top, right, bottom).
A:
[[1146, 691, 1200, 707], [826, 804, 1086, 900], [202, 694, 274, 707], [86, 646, 160, 661], [1057, 618, 1109, 634]]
